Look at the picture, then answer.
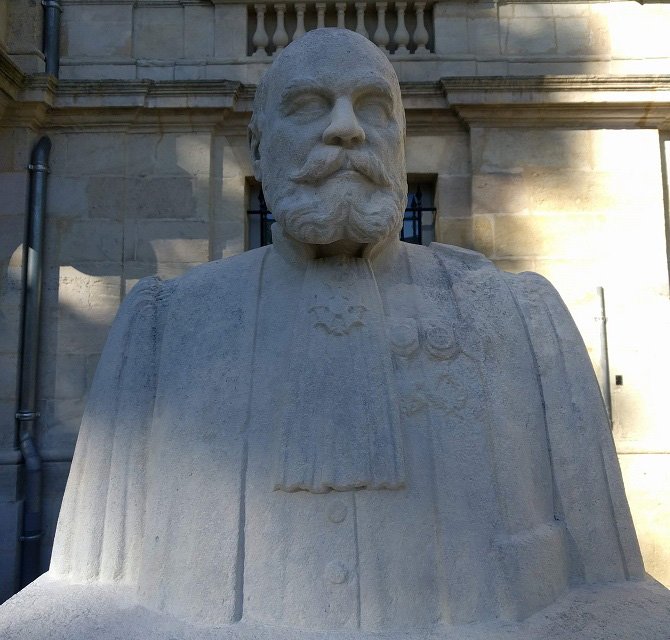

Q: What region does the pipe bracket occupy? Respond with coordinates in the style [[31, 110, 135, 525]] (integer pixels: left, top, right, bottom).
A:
[[19, 532, 43, 542], [27, 163, 49, 173], [16, 411, 40, 421]]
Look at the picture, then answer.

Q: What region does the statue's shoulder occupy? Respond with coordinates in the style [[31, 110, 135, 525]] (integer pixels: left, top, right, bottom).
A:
[[427, 242, 495, 273], [428, 242, 561, 299], [164, 246, 270, 298], [428, 242, 499, 277], [501, 269, 565, 307], [425, 243, 567, 312]]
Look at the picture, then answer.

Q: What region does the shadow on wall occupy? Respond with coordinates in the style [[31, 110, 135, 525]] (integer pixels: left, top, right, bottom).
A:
[[1, 129, 225, 574]]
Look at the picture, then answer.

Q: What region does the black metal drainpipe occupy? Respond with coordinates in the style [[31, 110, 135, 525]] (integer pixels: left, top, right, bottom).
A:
[[16, 137, 51, 588], [42, 0, 62, 77]]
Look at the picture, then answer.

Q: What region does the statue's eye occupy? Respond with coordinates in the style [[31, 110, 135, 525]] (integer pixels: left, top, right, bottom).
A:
[[286, 94, 330, 120], [356, 96, 392, 124]]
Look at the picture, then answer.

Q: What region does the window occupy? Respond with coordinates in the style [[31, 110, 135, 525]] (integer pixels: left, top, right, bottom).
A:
[[402, 180, 437, 246], [246, 184, 275, 250]]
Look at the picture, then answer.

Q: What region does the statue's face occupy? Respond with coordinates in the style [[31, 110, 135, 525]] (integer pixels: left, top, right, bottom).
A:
[[251, 30, 407, 246]]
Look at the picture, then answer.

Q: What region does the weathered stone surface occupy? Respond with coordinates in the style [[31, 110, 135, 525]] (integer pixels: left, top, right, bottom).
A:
[[472, 172, 529, 215], [620, 454, 670, 588], [0, 173, 27, 216], [467, 16, 500, 56], [554, 18, 596, 56], [436, 175, 471, 219], [62, 4, 133, 59], [437, 216, 472, 248], [132, 220, 209, 263], [0, 401, 17, 451], [47, 178, 89, 219], [133, 7, 184, 60], [433, 6, 468, 55], [83, 177, 127, 219], [2, 30, 668, 638], [64, 133, 126, 177], [126, 177, 199, 219], [184, 5, 214, 59], [493, 213, 607, 259], [58, 219, 123, 264], [502, 18, 557, 56], [0, 354, 17, 400], [0, 491, 21, 603]]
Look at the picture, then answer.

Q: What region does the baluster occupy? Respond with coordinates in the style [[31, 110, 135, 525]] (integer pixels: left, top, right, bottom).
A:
[[394, 2, 409, 54], [293, 3, 306, 40], [413, 1, 429, 54], [373, 2, 389, 51], [355, 2, 368, 37], [315, 3, 326, 29], [273, 4, 289, 53], [336, 2, 346, 28], [252, 4, 269, 58]]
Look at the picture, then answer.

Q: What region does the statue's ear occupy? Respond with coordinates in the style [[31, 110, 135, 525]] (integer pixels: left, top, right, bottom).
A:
[[248, 125, 262, 182]]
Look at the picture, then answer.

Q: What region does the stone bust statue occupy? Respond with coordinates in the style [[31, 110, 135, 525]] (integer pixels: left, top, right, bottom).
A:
[[2, 28, 669, 640]]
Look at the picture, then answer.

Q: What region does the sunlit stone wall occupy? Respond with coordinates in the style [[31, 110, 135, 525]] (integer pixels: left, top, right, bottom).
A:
[[466, 126, 670, 587], [1, 0, 669, 600]]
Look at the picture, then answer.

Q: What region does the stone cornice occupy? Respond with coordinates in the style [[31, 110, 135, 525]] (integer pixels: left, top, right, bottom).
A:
[[0, 49, 26, 98], [1, 74, 57, 129], [442, 75, 670, 128], [452, 103, 670, 129], [2, 74, 670, 131], [441, 75, 670, 94], [0, 48, 26, 121], [55, 79, 242, 109]]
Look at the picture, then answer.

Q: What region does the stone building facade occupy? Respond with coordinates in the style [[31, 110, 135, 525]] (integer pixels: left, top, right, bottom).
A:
[[0, 0, 669, 602]]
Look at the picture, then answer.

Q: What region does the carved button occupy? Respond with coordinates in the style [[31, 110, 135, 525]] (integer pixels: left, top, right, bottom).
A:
[[325, 561, 349, 585], [423, 323, 459, 360], [327, 501, 347, 523], [388, 318, 419, 357]]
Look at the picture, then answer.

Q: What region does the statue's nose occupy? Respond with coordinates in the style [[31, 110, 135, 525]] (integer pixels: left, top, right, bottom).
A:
[[322, 97, 365, 148]]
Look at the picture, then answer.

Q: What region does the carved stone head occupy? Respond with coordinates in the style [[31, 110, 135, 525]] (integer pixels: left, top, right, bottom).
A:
[[249, 28, 408, 247]]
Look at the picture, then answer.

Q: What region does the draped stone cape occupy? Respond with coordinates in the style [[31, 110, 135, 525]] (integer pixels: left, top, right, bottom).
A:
[[33, 239, 647, 634]]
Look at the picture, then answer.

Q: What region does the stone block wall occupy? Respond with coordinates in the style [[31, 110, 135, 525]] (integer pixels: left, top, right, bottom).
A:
[[0, 125, 34, 600], [1, 0, 669, 601], [54, 0, 670, 81], [0, 127, 254, 587]]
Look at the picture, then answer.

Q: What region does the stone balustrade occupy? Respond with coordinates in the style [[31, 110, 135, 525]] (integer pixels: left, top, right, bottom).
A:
[[249, 1, 433, 57]]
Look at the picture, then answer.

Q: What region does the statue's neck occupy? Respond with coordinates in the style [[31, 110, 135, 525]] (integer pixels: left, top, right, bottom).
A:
[[271, 223, 401, 266], [313, 239, 365, 258]]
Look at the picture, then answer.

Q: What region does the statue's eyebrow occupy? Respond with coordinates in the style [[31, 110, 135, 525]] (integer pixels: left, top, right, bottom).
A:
[[279, 79, 329, 107], [278, 77, 395, 112], [351, 79, 394, 98]]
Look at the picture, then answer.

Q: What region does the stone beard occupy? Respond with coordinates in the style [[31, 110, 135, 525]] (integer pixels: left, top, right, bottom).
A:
[[268, 146, 407, 245], [2, 28, 669, 640]]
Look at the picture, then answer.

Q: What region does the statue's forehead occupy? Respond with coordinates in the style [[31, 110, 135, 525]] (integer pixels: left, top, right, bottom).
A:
[[264, 29, 397, 93], [266, 53, 398, 100]]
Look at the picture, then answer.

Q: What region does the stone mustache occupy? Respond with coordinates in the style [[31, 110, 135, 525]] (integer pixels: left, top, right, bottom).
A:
[[1, 28, 669, 640]]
